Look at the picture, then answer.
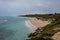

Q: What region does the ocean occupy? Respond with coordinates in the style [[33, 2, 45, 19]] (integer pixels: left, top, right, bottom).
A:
[[0, 16, 32, 40]]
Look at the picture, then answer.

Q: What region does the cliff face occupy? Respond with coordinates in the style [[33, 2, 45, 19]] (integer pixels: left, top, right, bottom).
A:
[[27, 13, 60, 40], [27, 22, 60, 40]]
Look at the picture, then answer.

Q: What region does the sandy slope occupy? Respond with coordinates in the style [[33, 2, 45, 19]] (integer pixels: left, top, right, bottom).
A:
[[52, 32, 60, 40], [25, 18, 51, 30]]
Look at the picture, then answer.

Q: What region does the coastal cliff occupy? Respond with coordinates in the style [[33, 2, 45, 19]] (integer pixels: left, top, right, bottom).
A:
[[25, 13, 60, 40], [19, 13, 60, 40]]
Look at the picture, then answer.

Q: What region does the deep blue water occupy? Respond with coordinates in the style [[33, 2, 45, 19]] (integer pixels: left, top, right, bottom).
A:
[[0, 16, 32, 40]]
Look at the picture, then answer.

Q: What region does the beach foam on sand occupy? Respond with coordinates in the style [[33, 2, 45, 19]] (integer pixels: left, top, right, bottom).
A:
[[25, 20, 37, 31], [25, 18, 51, 31]]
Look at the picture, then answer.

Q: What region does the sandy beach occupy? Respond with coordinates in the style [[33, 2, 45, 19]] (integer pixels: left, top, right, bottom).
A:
[[25, 18, 51, 31]]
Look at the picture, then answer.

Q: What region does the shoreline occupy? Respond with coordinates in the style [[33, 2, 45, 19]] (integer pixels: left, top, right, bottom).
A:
[[25, 20, 37, 32]]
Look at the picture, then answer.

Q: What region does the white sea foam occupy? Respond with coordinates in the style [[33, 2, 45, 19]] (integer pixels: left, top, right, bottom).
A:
[[4, 20, 8, 22], [25, 20, 37, 31], [0, 20, 8, 24]]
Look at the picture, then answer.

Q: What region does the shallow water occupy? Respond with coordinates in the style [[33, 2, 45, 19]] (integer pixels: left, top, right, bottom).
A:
[[0, 16, 32, 40]]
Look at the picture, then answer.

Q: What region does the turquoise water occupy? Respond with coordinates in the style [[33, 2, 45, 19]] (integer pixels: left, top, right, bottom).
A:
[[0, 17, 32, 40]]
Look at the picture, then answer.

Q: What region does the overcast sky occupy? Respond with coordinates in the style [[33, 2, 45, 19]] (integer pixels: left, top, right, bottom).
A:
[[0, 0, 60, 16]]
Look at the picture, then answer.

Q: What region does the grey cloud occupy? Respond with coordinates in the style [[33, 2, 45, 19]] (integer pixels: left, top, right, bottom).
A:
[[0, 0, 60, 16]]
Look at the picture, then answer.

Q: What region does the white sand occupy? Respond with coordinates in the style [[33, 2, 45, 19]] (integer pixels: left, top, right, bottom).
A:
[[30, 19, 51, 28]]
